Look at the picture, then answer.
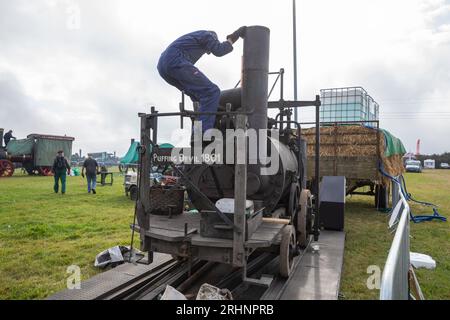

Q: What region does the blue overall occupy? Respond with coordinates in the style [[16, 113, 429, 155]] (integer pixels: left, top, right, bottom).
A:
[[157, 31, 233, 132]]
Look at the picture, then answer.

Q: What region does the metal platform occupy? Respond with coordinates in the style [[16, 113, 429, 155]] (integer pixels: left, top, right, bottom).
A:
[[136, 213, 284, 249], [47, 230, 345, 300]]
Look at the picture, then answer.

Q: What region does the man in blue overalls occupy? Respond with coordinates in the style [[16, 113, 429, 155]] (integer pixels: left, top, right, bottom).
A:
[[157, 27, 246, 137]]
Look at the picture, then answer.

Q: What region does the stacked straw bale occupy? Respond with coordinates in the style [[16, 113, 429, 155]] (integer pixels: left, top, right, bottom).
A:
[[299, 125, 405, 186]]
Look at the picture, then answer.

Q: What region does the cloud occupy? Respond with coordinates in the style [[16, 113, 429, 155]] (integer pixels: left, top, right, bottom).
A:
[[0, 0, 449, 155]]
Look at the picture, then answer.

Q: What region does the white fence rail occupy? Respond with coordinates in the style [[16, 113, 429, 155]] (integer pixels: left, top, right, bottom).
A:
[[380, 179, 411, 300]]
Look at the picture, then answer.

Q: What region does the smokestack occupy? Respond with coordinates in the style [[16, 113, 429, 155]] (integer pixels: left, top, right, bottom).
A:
[[242, 26, 270, 131], [79, 149, 82, 158]]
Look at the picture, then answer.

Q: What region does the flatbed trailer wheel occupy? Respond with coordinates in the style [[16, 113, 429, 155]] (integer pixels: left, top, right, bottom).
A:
[[280, 225, 296, 278], [0, 160, 14, 177], [297, 189, 313, 249]]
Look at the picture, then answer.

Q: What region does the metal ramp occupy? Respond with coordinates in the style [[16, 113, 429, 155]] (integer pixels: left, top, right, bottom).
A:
[[47, 253, 172, 300], [279, 230, 345, 300]]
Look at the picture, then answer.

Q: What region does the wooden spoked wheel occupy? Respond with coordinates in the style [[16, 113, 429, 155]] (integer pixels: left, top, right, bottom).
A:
[[280, 225, 296, 278], [297, 189, 313, 249]]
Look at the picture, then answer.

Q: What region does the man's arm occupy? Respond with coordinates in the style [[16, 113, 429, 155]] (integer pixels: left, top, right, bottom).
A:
[[52, 159, 57, 173], [203, 31, 234, 57]]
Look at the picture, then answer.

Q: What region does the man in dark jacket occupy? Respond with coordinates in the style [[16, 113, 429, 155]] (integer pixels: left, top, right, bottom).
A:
[[157, 27, 246, 134], [52, 150, 71, 194], [81, 155, 99, 194], [3, 130, 16, 146]]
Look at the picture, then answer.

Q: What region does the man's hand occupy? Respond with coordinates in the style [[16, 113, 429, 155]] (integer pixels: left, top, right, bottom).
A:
[[227, 26, 247, 44], [81, 172, 85, 178]]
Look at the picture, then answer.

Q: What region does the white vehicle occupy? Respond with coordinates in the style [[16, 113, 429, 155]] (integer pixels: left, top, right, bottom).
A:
[[424, 159, 435, 169], [124, 170, 138, 200], [405, 160, 422, 173], [440, 163, 450, 169]]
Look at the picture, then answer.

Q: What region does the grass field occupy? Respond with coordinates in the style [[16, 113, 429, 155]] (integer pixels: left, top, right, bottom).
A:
[[0, 169, 448, 299]]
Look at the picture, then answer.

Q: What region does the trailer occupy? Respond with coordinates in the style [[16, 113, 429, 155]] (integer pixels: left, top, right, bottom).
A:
[[423, 159, 435, 169], [0, 132, 74, 177], [301, 123, 406, 209]]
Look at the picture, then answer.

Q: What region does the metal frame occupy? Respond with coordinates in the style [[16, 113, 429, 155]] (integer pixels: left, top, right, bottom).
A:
[[380, 177, 411, 300]]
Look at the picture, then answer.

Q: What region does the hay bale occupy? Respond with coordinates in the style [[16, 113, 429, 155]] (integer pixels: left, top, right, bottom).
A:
[[299, 125, 405, 186]]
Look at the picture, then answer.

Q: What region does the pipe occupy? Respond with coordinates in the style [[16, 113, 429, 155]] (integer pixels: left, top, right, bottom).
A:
[[242, 26, 270, 131], [219, 88, 241, 111]]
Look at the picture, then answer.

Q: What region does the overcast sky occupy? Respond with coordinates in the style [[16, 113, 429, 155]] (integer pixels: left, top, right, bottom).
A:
[[1, 0, 449, 156]]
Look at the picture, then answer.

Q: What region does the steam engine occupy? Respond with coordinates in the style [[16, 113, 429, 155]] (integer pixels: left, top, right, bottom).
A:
[[184, 26, 305, 218]]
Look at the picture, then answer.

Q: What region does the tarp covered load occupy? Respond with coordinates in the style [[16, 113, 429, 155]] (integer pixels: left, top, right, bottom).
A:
[[34, 138, 73, 167], [300, 125, 406, 186], [380, 128, 407, 157], [5, 138, 34, 156]]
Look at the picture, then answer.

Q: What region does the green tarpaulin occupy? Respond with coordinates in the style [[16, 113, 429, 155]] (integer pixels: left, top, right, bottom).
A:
[[120, 141, 140, 164], [380, 129, 407, 157], [120, 142, 174, 165], [34, 138, 73, 167], [5, 138, 34, 156]]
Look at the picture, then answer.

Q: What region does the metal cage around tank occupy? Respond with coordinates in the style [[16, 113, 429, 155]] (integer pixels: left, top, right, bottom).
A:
[[320, 87, 379, 125]]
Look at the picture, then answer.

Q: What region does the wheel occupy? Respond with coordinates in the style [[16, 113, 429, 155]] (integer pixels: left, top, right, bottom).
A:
[[280, 225, 296, 278], [297, 189, 313, 249], [39, 166, 54, 176], [129, 185, 138, 201], [0, 160, 14, 177], [288, 183, 300, 218]]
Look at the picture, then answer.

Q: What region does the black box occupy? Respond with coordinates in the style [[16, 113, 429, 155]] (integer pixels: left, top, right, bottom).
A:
[[319, 176, 346, 231]]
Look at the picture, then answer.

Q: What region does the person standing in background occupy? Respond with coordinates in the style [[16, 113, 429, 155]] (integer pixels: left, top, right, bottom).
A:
[[82, 155, 99, 194], [52, 150, 71, 194]]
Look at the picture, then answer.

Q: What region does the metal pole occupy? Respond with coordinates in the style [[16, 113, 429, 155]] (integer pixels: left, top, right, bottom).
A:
[[314, 102, 320, 241], [293, 0, 299, 122], [233, 114, 247, 271]]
